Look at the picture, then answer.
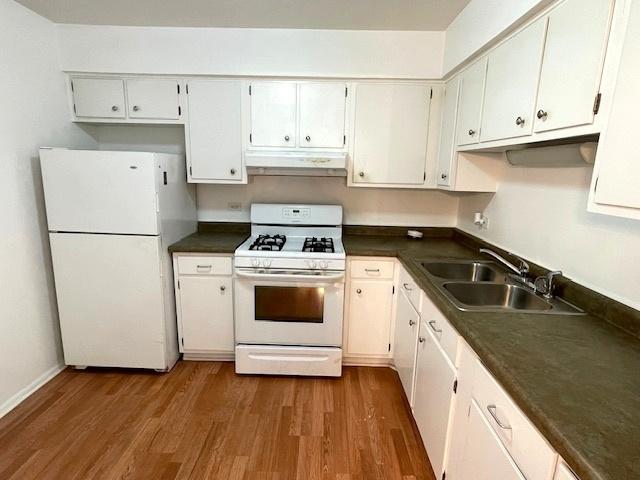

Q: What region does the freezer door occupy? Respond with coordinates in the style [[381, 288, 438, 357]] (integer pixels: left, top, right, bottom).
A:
[[41, 149, 159, 235], [49, 232, 168, 369]]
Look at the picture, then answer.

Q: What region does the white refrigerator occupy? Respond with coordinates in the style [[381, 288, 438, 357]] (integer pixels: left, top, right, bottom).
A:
[[40, 148, 196, 371]]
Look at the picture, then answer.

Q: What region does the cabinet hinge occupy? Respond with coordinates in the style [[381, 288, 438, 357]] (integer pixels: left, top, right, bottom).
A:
[[163, 171, 168, 185], [186, 84, 189, 94], [594, 176, 599, 193], [177, 279, 180, 289], [392, 285, 395, 294], [423, 172, 426, 182], [249, 85, 252, 95], [442, 471, 446, 480], [70, 80, 74, 92], [388, 343, 391, 352], [178, 106, 181, 116], [430, 88, 433, 100], [593, 92, 602, 115], [177, 84, 180, 94], [181, 337, 184, 346], [345, 86, 348, 97], [453, 379, 458, 394], [189, 166, 193, 176], [73, 103, 76, 114], [249, 133, 253, 143], [343, 135, 346, 146]]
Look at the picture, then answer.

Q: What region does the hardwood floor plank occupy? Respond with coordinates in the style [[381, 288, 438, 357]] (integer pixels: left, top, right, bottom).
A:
[[0, 363, 434, 480]]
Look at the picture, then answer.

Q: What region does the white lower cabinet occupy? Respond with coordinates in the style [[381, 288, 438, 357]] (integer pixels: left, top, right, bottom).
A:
[[412, 319, 457, 480], [554, 461, 580, 480], [173, 254, 235, 359], [392, 289, 420, 405]]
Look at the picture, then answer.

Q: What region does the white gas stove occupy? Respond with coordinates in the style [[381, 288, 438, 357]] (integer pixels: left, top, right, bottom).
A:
[[234, 204, 345, 377]]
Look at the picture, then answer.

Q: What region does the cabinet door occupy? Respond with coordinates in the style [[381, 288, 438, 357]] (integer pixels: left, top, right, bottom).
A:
[[534, 0, 612, 133], [480, 18, 547, 142], [592, 0, 640, 210], [127, 79, 181, 120], [393, 290, 420, 405], [412, 321, 456, 479], [352, 83, 430, 185], [346, 280, 393, 356], [436, 77, 461, 187], [249, 82, 297, 147], [178, 276, 234, 352], [299, 83, 347, 148], [455, 400, 526, 480], [186, 80, 243, 182], [71, 78, 126, 119], [456, 58, 487, 146]]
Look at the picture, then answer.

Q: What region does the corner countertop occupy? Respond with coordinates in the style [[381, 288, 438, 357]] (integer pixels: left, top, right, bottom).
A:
[[344, 231, 640, 480], [169, 225, 640, 480]]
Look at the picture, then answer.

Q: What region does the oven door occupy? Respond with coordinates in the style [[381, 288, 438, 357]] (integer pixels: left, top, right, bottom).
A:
[[234, 268, 345, 347]]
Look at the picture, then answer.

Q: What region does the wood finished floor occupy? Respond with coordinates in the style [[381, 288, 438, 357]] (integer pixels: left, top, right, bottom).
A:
[[0, 362, 435, 480]]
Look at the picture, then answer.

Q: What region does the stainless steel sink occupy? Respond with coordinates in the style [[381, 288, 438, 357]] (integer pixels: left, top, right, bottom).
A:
[[420, 260, 505, 282], [443, 282, 552, 311]]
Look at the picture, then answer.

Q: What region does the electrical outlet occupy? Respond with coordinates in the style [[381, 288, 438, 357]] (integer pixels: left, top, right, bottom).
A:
[[227, 202, 242, 211]]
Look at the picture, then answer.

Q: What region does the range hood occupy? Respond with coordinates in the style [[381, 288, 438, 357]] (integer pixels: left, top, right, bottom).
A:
[[504, 137, 598, 167], [245, 151, 347, 177]]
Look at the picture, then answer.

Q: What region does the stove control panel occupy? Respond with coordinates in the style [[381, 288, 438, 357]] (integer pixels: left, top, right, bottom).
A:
[[282, 207, 311, 220]]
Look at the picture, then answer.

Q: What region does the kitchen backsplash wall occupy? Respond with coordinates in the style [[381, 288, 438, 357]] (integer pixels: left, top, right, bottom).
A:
[[457, 165, 640, 310], [94, 124, 460, 227]]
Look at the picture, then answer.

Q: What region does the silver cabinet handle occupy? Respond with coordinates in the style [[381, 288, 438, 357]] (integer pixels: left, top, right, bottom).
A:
[[230, 168, 236, 175], [409, 319, 416, 326], [418, 336, 426, 343], [441, 173, 448, 180], [536, 109, 548, 120], [515, 116, 525, 126], [356, 288, 362, 294], [305, 135, 311, 142], [220, 285, 226, 292], [358, 171, 365, 177], [428, 320, 442, 334], [468, 129, 476, 136], [132, 105, 140, 112], [284, 135, 290, 142], [403, 283, 412, 291], [365, 268, 380, 273], [111, 105, 119, 112], [487, 405, 511, 430], [197, 264, 212, 270]]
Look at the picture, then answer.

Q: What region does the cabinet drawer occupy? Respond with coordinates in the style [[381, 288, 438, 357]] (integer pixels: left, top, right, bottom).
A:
[[177, 256, 232, 276], [420, 292, 458, 364], [398, 265, 421, 311], [350, 259, 395, 279], [472, 360, 557, 480]]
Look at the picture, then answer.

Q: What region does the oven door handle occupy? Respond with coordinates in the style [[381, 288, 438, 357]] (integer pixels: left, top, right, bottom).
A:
[[235, 270, 345, 282]]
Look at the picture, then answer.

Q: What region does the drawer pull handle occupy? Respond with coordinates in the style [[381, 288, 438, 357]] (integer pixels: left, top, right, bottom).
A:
[[220, 285, 226, 292], [418, 336, 426, 343], [403, 283, 412, 291], [409, 320, 416, 326], [356, 288, 362, 294], [428, 320, 442, 334], [197, 264, 212, 269], [365, 268, 380, 273], [487, 405, 511, 430]]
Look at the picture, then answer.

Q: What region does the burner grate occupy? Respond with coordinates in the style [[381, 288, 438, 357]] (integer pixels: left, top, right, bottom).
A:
[[249, 234, 287, 251], [302, 237, 335, 253]]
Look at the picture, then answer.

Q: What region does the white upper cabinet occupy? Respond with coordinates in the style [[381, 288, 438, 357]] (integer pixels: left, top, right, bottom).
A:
[[480, 18, 547, 143], [456, 58, 487, 146], [71, 78, 126, 119], [352, 83, 431, 185], [534, 0, 612, 133], [249, 82, 297, 148], [437, 77, 461, 187], [589, 0, 640, 217], [299, 83, 347, 148], [126, 79, 181, 120], [186, 80, 243, 183]]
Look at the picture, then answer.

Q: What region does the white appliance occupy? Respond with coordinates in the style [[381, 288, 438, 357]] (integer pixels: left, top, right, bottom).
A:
[[244, 151, 347, 177], [40, 148, 196, 371], [234, 204, 346, 377]]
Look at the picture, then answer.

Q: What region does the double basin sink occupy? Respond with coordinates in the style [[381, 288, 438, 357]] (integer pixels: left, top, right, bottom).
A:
[[418, 260, 584, 315]]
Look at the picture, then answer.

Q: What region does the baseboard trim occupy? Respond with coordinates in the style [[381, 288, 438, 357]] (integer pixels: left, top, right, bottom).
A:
[[343, 356, 394, 367], [0, 363, 66, 419]]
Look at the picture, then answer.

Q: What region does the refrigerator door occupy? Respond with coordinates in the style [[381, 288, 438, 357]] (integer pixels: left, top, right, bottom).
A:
[[49, 232, 168, 369], [41, 149, 159, 235]]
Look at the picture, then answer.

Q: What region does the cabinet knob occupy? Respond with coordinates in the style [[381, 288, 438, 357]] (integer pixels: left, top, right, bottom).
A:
[[358, 171, 365, 177], [305, 135, 311, 142], [409, 320, 416, 326], [220, 285, 226, 292], [515, 116, 525, 126], [132, 105, 140, 112], [468, 129, 476, 136], [284, 135, 290, 142], [536, 109, 548, 120], [441, 173, 448, 180], [230, 168, 236, 175], [111, 105, 119, 112], [356, 288, 362, 294], [418, 336, 426, 343]]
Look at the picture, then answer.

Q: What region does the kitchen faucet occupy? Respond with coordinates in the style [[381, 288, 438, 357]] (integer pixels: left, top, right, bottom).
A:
[[479, 248, 530, 277]]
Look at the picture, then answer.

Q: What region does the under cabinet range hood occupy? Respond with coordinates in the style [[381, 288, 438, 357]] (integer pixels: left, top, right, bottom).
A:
[[505, 140, 598, 167], [245, 151, 347, 177]]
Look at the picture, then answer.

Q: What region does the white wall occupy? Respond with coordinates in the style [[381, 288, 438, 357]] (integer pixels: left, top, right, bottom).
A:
[[57, 24, 445, 79], [443, 0, 552, 75], [0, 0, 97, 417], [457, 166, 640, 310]]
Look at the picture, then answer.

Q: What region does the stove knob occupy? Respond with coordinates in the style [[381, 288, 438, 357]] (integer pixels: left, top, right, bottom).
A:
[[251, 258, 260, 268], [309, 260, 317, 269], [320, 261, 329, 270], [262, 259, 272, 268]]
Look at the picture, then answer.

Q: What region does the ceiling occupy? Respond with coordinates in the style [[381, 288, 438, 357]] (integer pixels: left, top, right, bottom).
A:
[[16, 0, 470, 31]]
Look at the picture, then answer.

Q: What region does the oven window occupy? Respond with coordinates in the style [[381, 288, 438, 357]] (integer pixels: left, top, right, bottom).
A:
[[255, 286, 324, 323]]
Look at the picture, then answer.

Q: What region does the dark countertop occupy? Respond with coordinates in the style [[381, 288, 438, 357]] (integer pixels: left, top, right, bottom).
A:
[[169, 225, 640, 480], [344, 232, 640, 480]]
